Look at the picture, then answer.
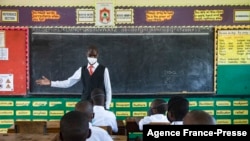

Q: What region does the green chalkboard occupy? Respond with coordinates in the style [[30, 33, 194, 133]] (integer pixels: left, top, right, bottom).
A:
[[29, 27, 215, 96], [217, 65, 250, 95]]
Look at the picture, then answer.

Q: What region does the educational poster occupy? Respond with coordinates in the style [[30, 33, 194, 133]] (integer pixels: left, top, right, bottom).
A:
[[217, 29, 250, 65], [0, 74, 14, 91], [0, 30, 5, 47], [0, 30, 8, 60], [0, 47, 8, 60], [216, 26, 250, 95]]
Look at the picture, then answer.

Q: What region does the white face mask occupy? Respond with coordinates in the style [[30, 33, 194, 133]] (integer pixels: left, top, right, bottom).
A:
[[87, 57, 97, 65]]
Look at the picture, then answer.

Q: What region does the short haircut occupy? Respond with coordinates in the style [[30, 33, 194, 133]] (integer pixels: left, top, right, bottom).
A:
[[88, 45, 98, 51], [151, 98, 168, 114], [60, 111, 89, 141], [167, 96, 189, 121], [75, 100, 93, 120], [91, 88, 105, 105], [183, 110, 216, 125], [87, 45, 99, 56]]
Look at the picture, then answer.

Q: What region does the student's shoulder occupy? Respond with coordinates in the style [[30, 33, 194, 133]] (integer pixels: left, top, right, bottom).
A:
[[88, 128, 112, 141], [91, 126, 110, 136], [104, 110, 117, 118], [140, 116, 151, 121], [106, 110, 115, 114], [91, 126, 106, 131]]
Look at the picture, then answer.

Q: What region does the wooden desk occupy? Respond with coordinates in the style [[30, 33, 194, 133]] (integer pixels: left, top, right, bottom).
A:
[[125, 117, 143, 141], [46, 121, 60, 133], [8, 120, 126, 135], [111, 135, 127, 141], [0, 133, 58, 141], [7, 121, 60, 134]]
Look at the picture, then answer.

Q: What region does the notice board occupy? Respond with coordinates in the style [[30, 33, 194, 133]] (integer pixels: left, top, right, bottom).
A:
[[29, 27, 214, 96], [216, 26, 250, 95], [0, 27, 29, 96]]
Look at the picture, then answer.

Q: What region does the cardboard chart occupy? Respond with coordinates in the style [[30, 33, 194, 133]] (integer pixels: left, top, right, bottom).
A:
[[216, 26, 250, 95]]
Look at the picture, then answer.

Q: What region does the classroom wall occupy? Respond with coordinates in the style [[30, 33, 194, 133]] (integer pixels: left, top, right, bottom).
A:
[[1, 0, 249, 6], [0, 97, 249, 133], [0, 0, 250, 134]]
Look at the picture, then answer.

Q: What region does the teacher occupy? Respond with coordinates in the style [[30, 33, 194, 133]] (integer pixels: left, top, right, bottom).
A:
[[35, 45, 112, 109]]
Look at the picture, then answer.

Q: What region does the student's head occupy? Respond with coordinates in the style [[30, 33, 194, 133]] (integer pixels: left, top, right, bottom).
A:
[[167, 95, 189, 122], [148, 98, 168, 116], [87, 45, 98, 65], [91, 88, 105, 106], [75, 100, 94, 122], [60, 111, 89, 141], [183, 110, 216, 125]]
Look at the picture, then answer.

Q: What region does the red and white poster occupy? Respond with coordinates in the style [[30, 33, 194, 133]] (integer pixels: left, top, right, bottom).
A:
[[0, 74, 13, 91]]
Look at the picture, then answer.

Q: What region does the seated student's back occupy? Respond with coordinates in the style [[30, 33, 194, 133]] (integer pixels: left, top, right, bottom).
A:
[[91, 88, 118, 133], [138, 98, 169, 130], [183, 110, 216, 125], [75, 100, 113, 141], [167, 95, 189, 125], [60, 111, 89, 141]]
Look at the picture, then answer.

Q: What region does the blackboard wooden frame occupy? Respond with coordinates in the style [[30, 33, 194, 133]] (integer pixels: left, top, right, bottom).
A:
[[29, 27, 215, 96]]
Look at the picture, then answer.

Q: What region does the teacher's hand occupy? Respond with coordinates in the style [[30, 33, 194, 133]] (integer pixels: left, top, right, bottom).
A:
[[36, 76, 51, 86]]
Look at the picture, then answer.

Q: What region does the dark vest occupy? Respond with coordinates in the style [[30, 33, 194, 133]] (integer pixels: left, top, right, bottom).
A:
[[81, 64, 105, 100]]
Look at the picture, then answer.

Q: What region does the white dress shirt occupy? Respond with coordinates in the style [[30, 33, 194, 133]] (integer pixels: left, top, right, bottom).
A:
[[87, 123, 113, 141], [92, 105, 118, 133], [138, 114, 170, 131], [170, 121, 183, 125], [51, 62, 112, 109]]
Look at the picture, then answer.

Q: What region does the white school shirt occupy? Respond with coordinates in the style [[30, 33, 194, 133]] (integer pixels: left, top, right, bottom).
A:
[[138, 114, 170, 131], [170, 121, 183, 125], [92, 105, 118, 133], [50, 62, 112, 109], [87, 123, 113, 141]]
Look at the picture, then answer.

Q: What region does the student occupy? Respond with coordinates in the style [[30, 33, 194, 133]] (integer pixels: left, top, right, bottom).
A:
[[91, 88, 118, 133], [183, 110, 216, 125], [35, 45, 112, 109], [75, 100, 113, 141], [60, 111, 90, 141], [138, 98, 169, 130], [166, 95, 189, 125]]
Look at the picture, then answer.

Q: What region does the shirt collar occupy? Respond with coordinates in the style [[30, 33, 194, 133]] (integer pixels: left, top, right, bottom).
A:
[[89, 122, 93, 127], [93, 105, 105, 110], [171, 121, 183, 125], [87, 62, 99, 68]]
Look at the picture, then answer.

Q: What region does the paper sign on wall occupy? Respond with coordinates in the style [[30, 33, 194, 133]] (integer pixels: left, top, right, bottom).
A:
[[0, 74, 14, 91], [0, 48, 8, 60]]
